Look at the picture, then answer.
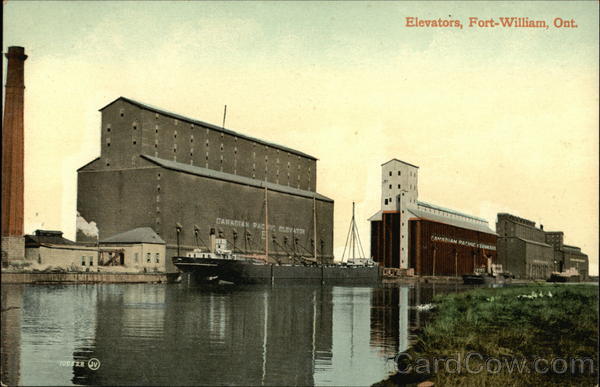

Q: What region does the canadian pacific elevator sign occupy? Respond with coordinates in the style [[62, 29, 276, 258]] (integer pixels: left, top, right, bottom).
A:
[[216, 217, 306, 235], [431, 235, 496, 251]]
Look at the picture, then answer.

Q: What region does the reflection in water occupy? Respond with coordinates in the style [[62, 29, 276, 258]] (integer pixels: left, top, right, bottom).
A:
[[1, 284, 23, 387], [1, 282, 474, 386]]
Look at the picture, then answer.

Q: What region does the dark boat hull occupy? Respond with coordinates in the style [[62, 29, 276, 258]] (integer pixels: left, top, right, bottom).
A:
[[462, 274, 509, 285], [547, 274, 581, 283], [173, 257, 380, 284]]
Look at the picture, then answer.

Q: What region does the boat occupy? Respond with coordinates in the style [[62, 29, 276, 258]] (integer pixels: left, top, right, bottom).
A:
[[547, 268, 581, 283], [173, 240, 380, 284], [172, 196, 380, 284], [462, 263, 512, 285]]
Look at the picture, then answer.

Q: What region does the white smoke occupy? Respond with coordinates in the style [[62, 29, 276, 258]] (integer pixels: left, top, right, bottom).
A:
[[76, 212, 99, 238]]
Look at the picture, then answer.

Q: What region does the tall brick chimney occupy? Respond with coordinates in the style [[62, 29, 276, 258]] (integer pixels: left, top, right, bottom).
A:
[[1, 46, 27, 263]]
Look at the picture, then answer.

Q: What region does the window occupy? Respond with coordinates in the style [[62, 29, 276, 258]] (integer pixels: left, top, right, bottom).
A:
[[81, 256, 86, 266], [398, 184, 401, 189], [135, 253, 139, 263], [384, 199, 388, 205], [155, 253, 160, 263], [146, 253, 151, 263], [398, 171, 401, 176], [389, 171, 392, 176], [89, 256, 94, 266], [389, 184, 392, 189]]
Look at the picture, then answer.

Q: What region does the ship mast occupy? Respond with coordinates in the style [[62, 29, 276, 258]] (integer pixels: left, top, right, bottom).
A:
[[342, 202, 366, 262], [264, 186, 269, 261], [313, 196, 318, 263]]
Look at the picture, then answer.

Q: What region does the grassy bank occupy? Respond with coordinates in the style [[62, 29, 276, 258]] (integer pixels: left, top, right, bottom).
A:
[[377, 284, 598, 386]]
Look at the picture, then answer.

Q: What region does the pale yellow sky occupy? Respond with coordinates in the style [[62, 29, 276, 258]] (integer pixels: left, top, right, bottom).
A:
[[3, 1, 598, 274]]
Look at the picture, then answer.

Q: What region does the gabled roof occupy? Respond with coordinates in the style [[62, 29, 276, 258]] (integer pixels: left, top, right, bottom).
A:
[[25, 230, 77, 247], [368, 210, 382, 222], [77, 157, 100, 172], [563, 244, 584, 253], [514, 237, 552, 248], [407, 207, 496, 235], [99, 96, 317, 160], [367, 206, 494, 234], [140, 155, 333, 203], [100, 227, 166, 245], [381, 158, 419, 169], [417, 201, 487, 223]]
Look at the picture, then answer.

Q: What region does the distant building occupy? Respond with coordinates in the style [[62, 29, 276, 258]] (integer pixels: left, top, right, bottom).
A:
[[496, 213, 589, 279], [24, 230, 98, 270], [99, 227, 166, 273], [544, 230, 589, 278], [369, 159, 497, 276], [77, 97, 334, 272]]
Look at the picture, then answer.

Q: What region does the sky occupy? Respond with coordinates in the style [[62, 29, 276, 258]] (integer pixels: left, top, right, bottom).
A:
[[3, 1, 599, 274]]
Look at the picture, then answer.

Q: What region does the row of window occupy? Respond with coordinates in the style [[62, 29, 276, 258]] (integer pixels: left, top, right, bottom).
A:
[[81, 256, 94, 266], [388, 170, 417, 177], [111, 120, 306, 161], [110, 117, 311, 160], [388, 184, 415, 190], [134, 252, 160, 263]]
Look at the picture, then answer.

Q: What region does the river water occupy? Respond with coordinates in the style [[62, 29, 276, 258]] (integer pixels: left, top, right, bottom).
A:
[[1, 281, 472, 386]]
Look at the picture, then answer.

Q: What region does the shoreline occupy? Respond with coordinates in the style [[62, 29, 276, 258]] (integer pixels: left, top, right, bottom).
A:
[[0, 271, 178, 284], [374, 283, 598, 386]]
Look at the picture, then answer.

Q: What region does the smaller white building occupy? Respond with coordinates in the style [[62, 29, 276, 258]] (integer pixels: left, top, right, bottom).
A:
[[99, 227, 167, 273], [24, 230, 99, 271]]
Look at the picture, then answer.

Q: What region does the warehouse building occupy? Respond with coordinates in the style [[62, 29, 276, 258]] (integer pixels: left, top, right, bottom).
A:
[[99, 227, 167, 273], [24, 230, 99, 270], [496, 214, 589, 279], [77, 97, 333, 272], [369, 159, 497, 276]]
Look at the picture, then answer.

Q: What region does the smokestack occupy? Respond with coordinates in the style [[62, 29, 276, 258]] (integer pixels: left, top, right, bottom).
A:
[[1, 47, 27, 263], [2, 47, 27, 237]]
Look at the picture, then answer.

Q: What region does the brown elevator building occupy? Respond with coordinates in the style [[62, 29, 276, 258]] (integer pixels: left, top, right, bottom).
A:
[[369, 159, 497, 276]]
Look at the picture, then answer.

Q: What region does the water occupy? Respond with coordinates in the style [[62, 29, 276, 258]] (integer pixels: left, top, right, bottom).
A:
[[1, 282, 471, 386]]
